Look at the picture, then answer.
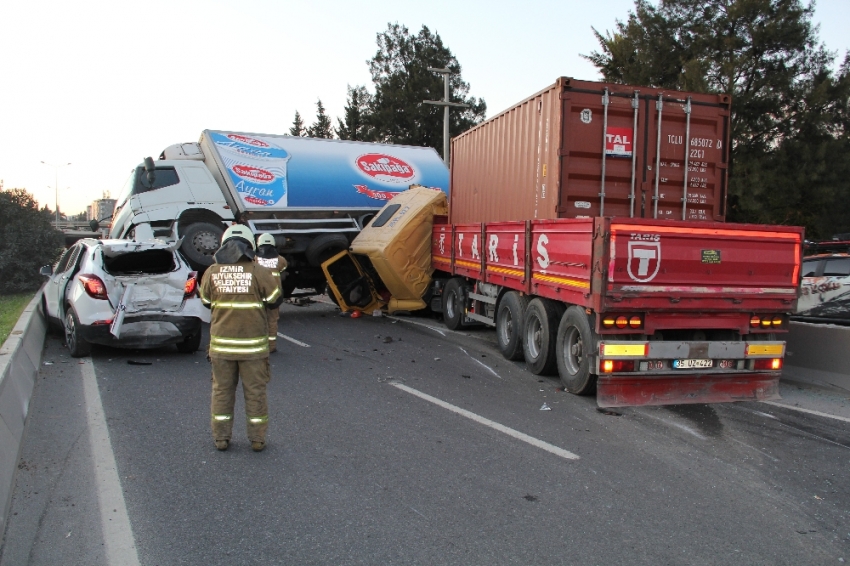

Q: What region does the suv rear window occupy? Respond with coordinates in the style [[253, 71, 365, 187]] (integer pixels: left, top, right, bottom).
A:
[[823, 257, 850, 277], [102, 250, 177, 275]]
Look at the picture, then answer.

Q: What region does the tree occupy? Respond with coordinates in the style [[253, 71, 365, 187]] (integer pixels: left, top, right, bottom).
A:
[[289, 111, 306, 137], [0, 188, 65, 294], [336, 85, 374, 141], [366, 23, 486, 147], [584, 0, 850, 237], [306, 99, 334, 139]]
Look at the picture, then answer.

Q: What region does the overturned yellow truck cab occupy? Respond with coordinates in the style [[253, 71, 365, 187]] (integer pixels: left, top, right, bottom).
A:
[[322, 186, 447, 314]]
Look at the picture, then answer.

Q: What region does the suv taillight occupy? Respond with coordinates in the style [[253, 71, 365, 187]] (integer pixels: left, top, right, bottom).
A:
[[78, 274, 109, 300], [184, 272, 198, 298]]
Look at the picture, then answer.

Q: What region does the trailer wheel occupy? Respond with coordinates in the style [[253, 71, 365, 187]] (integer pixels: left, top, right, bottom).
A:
[[180, 222, 224, 269], [442, 278, 468, 330], [522, 298, 564, 375], [496, 291, 529, 360], [306, 234, 349, 267], [556, 306, 598, 394]]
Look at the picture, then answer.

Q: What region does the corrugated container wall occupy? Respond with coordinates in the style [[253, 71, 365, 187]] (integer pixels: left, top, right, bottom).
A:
[[449, 77, 731, 225]]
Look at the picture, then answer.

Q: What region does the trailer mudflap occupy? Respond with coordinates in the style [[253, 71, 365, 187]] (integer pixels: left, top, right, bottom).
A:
[[596, 373, 781, 407]]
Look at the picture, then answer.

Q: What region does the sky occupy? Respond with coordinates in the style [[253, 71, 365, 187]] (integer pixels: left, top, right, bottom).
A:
[[1, 0, 848, 215]]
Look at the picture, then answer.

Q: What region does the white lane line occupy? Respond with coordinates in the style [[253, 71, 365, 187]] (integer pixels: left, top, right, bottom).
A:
[[80, 359, 141, 566], [728, 437, 780, 463], [760, 401, 850, 424], [386, 315, 447, 337], [459, 347, 501, 379], [277, 332, 311, 347], [389, 382, 579, 460]]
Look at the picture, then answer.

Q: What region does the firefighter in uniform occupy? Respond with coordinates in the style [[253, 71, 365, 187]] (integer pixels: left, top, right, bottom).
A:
[[199, 225, 283, 452], [254, 233, 287, 352]]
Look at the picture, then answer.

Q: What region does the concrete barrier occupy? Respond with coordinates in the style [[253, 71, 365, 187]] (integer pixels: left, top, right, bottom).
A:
[[783, 321, 850, 393], [0, 290, 46, 543]]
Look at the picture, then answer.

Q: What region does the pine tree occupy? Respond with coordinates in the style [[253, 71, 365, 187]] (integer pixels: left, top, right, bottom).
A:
[[307, 99, 334, 139], [336, 85, 374, 141], [289, 111, 306, 137]]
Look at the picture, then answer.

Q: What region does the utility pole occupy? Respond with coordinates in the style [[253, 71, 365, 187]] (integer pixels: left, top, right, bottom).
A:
[[41, 161, 71, 228], [423, 68, 469, 166]]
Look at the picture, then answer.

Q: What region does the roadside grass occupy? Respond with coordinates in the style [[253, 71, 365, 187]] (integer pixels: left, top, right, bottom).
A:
[[0, 292, 35, 348]]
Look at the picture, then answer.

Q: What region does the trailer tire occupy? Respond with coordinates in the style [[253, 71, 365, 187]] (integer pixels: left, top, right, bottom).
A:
[[442, 278, 468, 330], [306, 234, 349, 267], [556, 306, 598, 394], [496, 292, 529, 361], [522, 298, 564, 375], [180, 222, 224, 269]]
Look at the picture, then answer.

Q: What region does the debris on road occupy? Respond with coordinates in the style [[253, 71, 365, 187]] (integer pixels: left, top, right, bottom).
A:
[[127, 360, 152, 366], [540, 403, 552, 411]]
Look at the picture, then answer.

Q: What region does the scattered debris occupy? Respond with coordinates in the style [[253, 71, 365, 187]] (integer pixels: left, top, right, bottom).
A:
[[597, 408, 623, 417], [523, 494, 538, 502], [351, 311, 362, 318], [43, 361, 53, 366], [383, 336, 393, 343], [127, 360, 152, 366], [434, 357, 441, 361], [462, 375, 471, 379], [540, 403, 552, 411]]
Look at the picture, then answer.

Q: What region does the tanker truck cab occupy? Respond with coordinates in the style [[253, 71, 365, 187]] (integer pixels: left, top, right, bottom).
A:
[[109, 150, 234, 267]]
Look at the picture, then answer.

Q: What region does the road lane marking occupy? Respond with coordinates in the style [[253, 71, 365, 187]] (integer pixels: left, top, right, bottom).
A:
[[760, 401, 850, 424], [278, 332, 310, 347], [389, 382, 579, 460], [459, 347, 501, 379], [386, 315, 447, 336], [81, 359, 141, 566]]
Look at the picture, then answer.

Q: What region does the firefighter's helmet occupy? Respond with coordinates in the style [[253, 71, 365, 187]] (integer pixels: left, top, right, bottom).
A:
[[220, 225, 256, 250], [257, 233, 276, 248]]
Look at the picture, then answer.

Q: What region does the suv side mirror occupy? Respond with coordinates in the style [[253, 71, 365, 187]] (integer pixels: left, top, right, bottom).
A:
[[89, 219, 100, 231], [143, 156, 156, 186], [40, 265, 53, 276]]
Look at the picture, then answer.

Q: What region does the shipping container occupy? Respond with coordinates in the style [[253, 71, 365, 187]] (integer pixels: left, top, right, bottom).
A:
[[450, 77, 730, 224]]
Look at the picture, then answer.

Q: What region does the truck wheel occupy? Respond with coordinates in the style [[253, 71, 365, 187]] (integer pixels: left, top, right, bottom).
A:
[[306, 234, 349, 267], [556, 306, 598, 394], [442, 278, 468, 330], [64, 307, 91, 358], [180, 222, 224, 269], [176, 329, 202, 353], [522, 298, 564, 375], [496, 291, 529, 360]]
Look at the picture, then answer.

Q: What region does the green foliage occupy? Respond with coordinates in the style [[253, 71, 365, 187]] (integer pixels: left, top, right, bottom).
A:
[[289, 111, 306, 137], [0, 188, 65, 294], [585, 0, 850, 238], [336, 85, 374, 141], [365, 23, 486, 147], [306, 99, 334, 139]]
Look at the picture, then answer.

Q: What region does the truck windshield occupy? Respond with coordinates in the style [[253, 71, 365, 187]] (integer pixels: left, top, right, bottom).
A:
[[114, 170, 137, 211], [133, 166, 180, 195]]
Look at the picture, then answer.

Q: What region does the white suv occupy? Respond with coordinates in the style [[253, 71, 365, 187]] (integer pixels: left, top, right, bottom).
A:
[[40, 229, 208, 357]]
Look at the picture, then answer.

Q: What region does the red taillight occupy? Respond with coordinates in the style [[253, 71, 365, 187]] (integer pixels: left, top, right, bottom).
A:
[[754, 358, 783, 371], [184, 273, 198, 297], [601, 360, 636, 373], [78, 274, 108, 300]]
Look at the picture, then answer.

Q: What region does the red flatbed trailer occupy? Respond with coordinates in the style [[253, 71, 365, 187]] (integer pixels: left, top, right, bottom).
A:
[[431, 216, 802, 407]]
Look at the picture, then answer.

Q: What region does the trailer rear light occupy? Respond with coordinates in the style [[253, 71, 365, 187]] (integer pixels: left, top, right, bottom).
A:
[[616, 316, 628, 328], [602, 314, 644, 330], [78, 274, 109, 300], [602, 316, 616, 327], [184, 272, 198, 297], [746, 344, 784, 356], [771, 316, 784, 327], [749, 315, 760, 327], [753, 358, 782, 370], [760, 319, 772, 328], [602, 360, 635, 373], [629, 316, 642, 329], [600, 343, 648, 356]]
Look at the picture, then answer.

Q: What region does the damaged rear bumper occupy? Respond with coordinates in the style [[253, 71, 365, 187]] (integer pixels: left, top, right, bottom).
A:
[[80, 315, 202, 349]]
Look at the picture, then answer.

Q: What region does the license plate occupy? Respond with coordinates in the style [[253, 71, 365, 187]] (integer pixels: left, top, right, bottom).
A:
[[673, 359, 713, 369]]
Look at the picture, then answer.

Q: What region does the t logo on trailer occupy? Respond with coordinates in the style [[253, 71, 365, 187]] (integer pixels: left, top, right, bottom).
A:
[[627, 241, 661, 282]]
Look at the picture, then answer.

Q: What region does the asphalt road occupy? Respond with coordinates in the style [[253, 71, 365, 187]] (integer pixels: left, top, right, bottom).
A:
[[2, 298, 849, 565]]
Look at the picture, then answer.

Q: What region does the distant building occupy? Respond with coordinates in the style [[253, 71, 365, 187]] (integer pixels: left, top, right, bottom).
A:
[[88, 197, 116, 222]]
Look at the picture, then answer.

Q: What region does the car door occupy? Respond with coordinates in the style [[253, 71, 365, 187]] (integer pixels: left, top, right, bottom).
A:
[[44, 246, 76, 319], [54, 244, 85, 323]]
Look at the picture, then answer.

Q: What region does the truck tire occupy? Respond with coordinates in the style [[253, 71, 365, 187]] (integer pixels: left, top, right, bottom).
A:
[[556, 306, 598, 394], [442, 278, 468, 330], [522, 298, 564, 375], [305, 234, 349, 267], [180, 222, 224, 269], [496, 291, 529, 360], [64, 307, 91, 358]]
